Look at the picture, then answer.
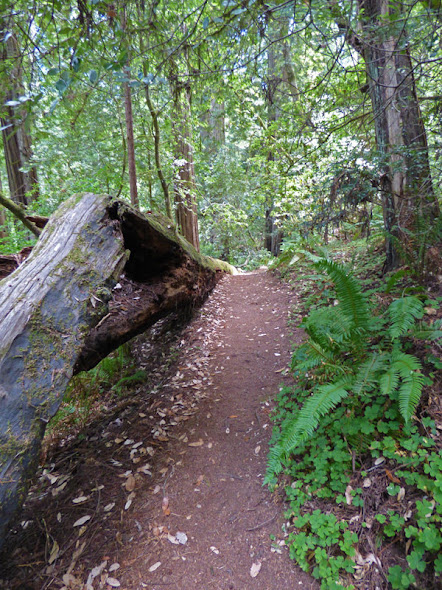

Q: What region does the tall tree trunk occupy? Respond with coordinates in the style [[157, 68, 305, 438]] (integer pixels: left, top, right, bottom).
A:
[[200, 98, 225, 153], [121, 6, 139, 208], [136, 0, 173, 219], [0, 18, 39, 206], [264, 12, 295, 256], [358, 0, 440, 270], [170, 60, 200, 251]]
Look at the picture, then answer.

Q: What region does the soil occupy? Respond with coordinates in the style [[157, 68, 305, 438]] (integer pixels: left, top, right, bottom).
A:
[[0, 270, 318, 590]]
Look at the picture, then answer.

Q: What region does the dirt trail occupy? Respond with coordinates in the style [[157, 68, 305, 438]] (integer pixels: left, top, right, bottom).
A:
[[0, 271, 318, 590], [117, 271, 316, 589]]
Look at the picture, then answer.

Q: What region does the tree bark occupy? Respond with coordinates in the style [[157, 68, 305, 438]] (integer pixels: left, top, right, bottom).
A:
[[0, 17, 39, 205], [357, 0, 440, 269], [0, 192, 234, 548], [121, 7, 139, 208], [170, 56, 200, 251], [263, 12, 294, 256]]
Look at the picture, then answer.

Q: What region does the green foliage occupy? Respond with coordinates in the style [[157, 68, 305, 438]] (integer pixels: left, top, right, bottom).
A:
[[48, 344, 141, 433], [266, 255, 441, 588]]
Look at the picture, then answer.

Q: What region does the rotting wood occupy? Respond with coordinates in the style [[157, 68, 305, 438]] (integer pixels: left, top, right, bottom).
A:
[[0, 192, 235, 548]]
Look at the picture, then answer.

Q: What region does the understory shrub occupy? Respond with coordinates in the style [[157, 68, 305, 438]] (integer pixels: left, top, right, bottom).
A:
[[266, 258, 442, 589]]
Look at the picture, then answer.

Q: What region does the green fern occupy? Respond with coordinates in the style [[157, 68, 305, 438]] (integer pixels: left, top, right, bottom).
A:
[[387, 296, 424, 339], [315, 259, 370, 332], [379, 366, 400, 397], [352, 353, 388, 395], [277, 379, 350, 458], [392, 351, 424, 422]]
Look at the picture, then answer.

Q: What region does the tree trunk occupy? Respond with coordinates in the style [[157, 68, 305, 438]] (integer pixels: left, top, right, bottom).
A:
[[170, 60, 200, 251], [121, 7, 139, 208], [0, 17, 39, 205], [136, 0, 173, 219], [263, 12, 295, 256], [0, 192, 235, 549], [358, 0, 440, 269]]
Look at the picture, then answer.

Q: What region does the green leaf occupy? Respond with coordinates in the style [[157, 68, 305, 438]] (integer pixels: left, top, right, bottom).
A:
[[379, 366, 400, 397], [278, 379, 350, 456], [388, 296, 424, 339]]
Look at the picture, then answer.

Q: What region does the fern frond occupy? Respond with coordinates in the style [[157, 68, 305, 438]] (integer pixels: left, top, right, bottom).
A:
[[398, 372, 425, 423], [391, 351, 424, 422], [314, 260, 370, 331], [388, 296, 424, 339], [278, 380, 350, 456], [352, 353, 387, 395], [410, 320, 442, 342], [392, 350, 422, 377], [379, 367, 400, 397]]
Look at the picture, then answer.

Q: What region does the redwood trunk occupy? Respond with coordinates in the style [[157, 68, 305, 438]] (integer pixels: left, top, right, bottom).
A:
[[170, 69, 200, 250], [358, 0, 440, 269], [0, 18, 38, 205]]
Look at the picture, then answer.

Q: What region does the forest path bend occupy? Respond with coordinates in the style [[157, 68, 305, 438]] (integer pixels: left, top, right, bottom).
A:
[[118, 271, 316, 590]]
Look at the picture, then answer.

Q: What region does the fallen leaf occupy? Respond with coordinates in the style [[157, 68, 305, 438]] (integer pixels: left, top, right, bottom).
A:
[[196, 475, 204, 485], [73, 515, 91, 527], [188, 439, 204, 447], [109, 563, 120, 572], [125, 474, 136, 492], [250, 561, 262, 577], [106, 578, 121, 587], [176, 531, 188, 545], [162, 496, 171, 516], [210, 546, 220, 555], [48, 540, 59, 564], [363, 478, 372, 488], [397, 487, 406, 501], [168, 533, 180, 545], [72, 495, 89, 504], [104, 503, 115, 512], [385, 469, 401, 484], [148, 562, 161, 572], [254, 445, 261, 455], [345, 485, 353, 506]]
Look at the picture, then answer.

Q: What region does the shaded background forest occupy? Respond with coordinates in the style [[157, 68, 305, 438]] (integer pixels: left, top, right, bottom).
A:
[[1, 0, 441, 270]]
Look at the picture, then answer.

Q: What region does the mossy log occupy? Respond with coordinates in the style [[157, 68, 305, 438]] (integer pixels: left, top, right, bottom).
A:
[[0, 193, 235, 548]]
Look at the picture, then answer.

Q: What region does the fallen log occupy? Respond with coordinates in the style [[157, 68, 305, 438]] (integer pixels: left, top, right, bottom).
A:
[[0, 193, 235, 548]]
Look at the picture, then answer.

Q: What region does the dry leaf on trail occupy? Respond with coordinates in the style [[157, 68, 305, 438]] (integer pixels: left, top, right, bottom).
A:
[[72, 495, 89, 504], [363, 478, 371, 488], [168, 533, 180, 545], [73, 515, 91, 527], [385, 469, 401, 484], [109, 563, 120, 572], [188, 439, 204, 447], [125, 492, 135, 510], [125, 474, 136, 492], [397, 487, 406, 501], [250, 561, 262, 577], [104, 503, 115, 512], [210, 546, 220, 555], [106, 578, 121, 587], [162, 496, 171, 516], [345, 485, 353, 506], [176, 531, 188, 545], [148, 562, 161, 572], [196, 475, 204, 485], [137, 464, 152, 475], [254, 445, 261, 455], [153, 484, 161, 494], [48, 540, 59, 564]]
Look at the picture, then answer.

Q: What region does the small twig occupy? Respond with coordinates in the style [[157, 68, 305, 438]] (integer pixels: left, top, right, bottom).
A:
[[255, 410, 261, 427], [246, 512, 277, 532]]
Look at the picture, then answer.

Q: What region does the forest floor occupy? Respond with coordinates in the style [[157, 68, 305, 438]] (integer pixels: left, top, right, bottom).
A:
[[0, 270, 318, 590]]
